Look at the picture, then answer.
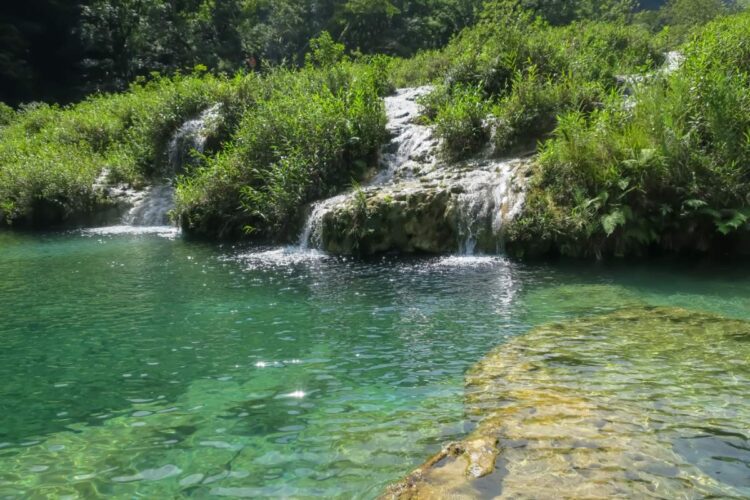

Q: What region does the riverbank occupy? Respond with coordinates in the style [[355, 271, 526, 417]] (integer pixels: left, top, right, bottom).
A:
[[2, 11, 749, 259]]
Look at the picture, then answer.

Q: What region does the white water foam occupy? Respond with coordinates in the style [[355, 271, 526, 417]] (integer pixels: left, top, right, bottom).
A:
[[232, 247, 329, 270], [120, 105, 222, 228], [81, 225, 181, 238]]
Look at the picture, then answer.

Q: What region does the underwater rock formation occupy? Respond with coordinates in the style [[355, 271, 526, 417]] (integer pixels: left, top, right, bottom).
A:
[[386, 307, 750, 498]]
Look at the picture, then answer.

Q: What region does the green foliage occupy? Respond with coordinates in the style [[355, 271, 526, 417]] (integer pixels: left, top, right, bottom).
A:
[[306, 32, 347, 67], [0, 74, 232, 225], [650, 0, 737, 45], [0, 58, 387, 234], [0, 103, 15, 127], [175, 60, 388, 239], [490, 68, 606, 153], [508, 11, 750, 257], [481, 0, 638, 25], [412, 8, 659, 159], [2, 0, 483, 103], [434, 85, 488, 159]]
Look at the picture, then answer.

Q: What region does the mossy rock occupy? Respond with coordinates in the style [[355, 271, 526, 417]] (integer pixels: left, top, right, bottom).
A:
[[386, 307, 750, 499], [320, 186, 458, 255]]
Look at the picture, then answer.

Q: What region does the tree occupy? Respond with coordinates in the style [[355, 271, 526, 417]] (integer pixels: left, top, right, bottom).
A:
[[662, 0, 731, 26]]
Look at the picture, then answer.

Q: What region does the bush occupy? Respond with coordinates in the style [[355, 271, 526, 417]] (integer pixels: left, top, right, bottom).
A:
[[0, 72, 234, 225], [0, 103, 15, 127], [412, 10, 659, 160], [507, 11, 750, 257], [434, 85, 489, 159], [175, 60, 388, 239]]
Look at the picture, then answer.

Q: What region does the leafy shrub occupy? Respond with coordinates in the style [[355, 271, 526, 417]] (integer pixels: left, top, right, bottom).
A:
[[434, 85, 489, 159], [0, 103, 15, 127], [175, 60, 388, 239], [0, 73, 233, 225], [508, 11, 750, 257], [411, 8, 660, 159]]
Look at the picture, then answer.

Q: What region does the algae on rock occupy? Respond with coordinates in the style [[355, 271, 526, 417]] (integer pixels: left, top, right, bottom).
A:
[[387, 307, 750, 499]]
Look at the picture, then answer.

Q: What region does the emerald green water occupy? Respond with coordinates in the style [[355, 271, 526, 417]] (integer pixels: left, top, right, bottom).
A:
[[0, 229, 749, 498]]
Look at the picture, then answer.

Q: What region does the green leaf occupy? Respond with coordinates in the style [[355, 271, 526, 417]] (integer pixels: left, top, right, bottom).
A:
[[716, 211, 749, 235], [602, 209, 626, 236]]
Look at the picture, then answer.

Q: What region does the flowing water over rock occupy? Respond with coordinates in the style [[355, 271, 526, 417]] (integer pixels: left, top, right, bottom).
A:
[[373, 87, 439, 184], [299, 87, 530, 255], [124, 184, 177, 226], [100, 105, 222, 229], [166, 104, 222, 174]]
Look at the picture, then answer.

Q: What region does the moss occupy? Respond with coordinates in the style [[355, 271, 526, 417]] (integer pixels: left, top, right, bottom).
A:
[[389, 306, 750, 498]]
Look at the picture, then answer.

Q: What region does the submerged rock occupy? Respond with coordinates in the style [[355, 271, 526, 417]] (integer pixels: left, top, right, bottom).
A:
[[386, 307, 750, 498], [522, 283, 646, 321]]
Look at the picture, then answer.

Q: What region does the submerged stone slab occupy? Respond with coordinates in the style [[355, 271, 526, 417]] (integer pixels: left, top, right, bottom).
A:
[[386, 307, 750, 498]]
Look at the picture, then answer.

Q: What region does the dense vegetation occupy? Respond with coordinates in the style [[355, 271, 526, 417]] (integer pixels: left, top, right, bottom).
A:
[[508, 12, 750, 257], [0, 0, 482, 104], [386, 0, 750, 257], [1, 0, 749, 257], [0, 38, 388, 233]]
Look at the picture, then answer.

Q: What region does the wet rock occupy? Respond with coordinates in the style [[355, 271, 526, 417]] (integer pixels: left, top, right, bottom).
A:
[[386, 307, 750, 498], [298, 87, 531, 255], [316, 159, 530, 255]]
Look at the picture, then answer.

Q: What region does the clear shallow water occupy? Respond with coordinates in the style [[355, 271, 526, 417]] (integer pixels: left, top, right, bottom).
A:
[[0, 230, 749, 498]]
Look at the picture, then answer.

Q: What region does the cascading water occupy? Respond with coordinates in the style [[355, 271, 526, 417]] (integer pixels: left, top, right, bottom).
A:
[[298, 86, 529, 255], [123, 184, 176, 226], [298, 87, 439, 249], [453, 159, 528, 255], [124, 104, 221, 227], [372, 86, 438, 184], [298, 194, 348, 250]]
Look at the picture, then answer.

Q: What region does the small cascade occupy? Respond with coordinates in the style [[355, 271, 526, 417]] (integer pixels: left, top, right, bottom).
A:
[[454, 160, 528, 255], [167, 104, 222, 172], [298, 194, 348, 249], [621, 51, 685, 110], [300, 87, 439, 247], [663, 51, 685, 75], [124, 184, 175, 226], [373, 87, 438, 184], [297, 86, 529, 255], [122, 105, 221, 227]]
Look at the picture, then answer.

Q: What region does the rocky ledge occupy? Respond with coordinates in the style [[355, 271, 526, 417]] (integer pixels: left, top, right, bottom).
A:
[[316, 159, 531, 255]]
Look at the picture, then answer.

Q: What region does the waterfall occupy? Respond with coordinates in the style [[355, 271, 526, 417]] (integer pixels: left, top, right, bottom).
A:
[[454, 160, 528, 255], [124, 105, 221, 227], [123, 184, 176, 226], [297, 87, 529, 255], [372, 87, 438, 184], [299, 87, 437, 248], [167, 104, 221, 172], [663, 51, 685, 74], [298, 194, 348, 249]]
